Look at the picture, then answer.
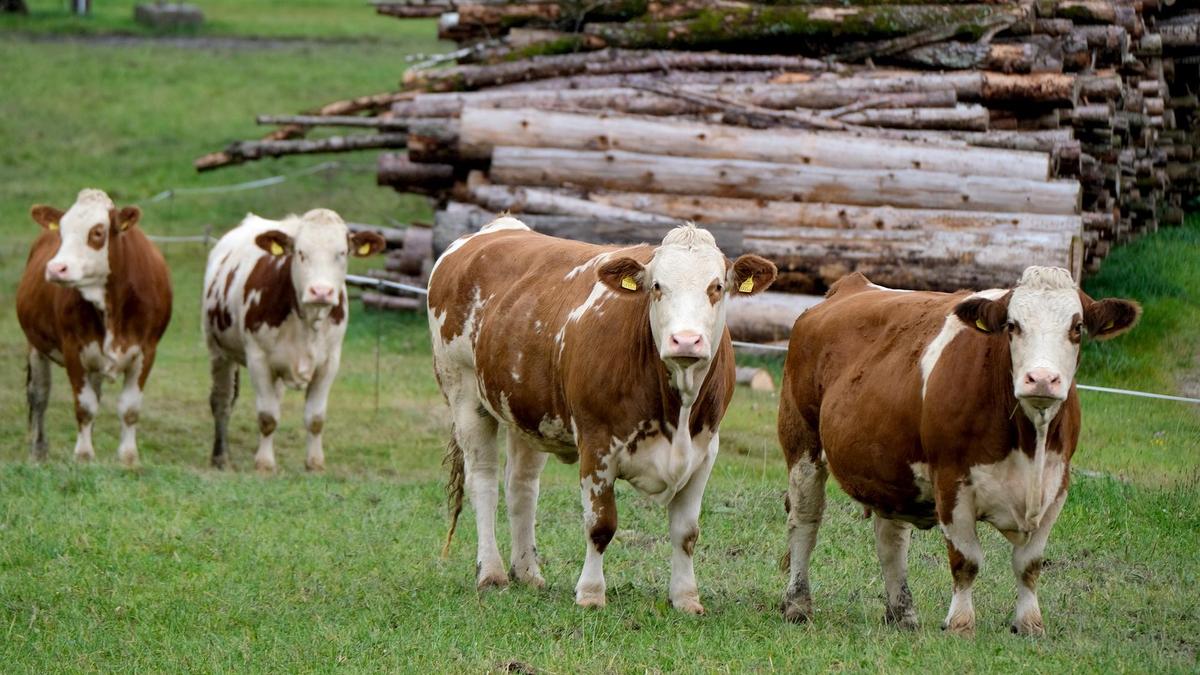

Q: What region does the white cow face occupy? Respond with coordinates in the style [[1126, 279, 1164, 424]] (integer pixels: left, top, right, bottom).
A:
[[254, 209, 385, 311], [598, 225, 776, 372], [30, 189, 140, 291], [955, 266, 1141, 417]]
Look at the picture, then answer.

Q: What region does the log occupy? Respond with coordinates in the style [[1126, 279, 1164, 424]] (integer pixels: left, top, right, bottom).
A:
[[583, 5, 1027, 50], [489, 147, 1082, 215], [196, 133, 408, 171], [466, 183, 680, 226], [851, 127, 1074, 152], [361, 291, 423, 312], [491, 70, 780, 93], [394, 88, 707, 118], [402, 48, 835, 92], [734, 367, 776, 393], [586, 191, 1084, 234], [728, 292, 823, 343], [838, 104, 989, 130], [896, 41, 1041, 72], [457, 107, 1051, 179], [255, 114, 413, 130], [348, 222, 407, 247], [407, 118, 462, 163], [376, 153, 455, 193]]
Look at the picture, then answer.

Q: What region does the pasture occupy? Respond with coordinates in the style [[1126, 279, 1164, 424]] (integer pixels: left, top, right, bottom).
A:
[[1, 7, 1199, 672]]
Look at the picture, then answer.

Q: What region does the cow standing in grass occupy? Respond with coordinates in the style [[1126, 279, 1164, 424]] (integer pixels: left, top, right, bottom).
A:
[[429, 219, 776, 612], [777, 267, 1141, 635], [17, 188, 172, 466], [203, 209, 385, 472]]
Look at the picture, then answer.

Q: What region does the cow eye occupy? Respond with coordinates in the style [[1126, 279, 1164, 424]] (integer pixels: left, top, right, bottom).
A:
[[652, 282, 661, 292], [1006, 320, 1022, 335], [716, 282, 724, 292]]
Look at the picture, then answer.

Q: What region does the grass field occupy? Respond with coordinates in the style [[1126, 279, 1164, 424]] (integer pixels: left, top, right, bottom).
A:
[[1, 10, 1199, 672]]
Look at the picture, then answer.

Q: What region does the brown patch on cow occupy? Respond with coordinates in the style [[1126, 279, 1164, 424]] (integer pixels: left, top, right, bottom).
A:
[[123, 409, 139, 426], [947, 542, 979, 590], [1021, 558, 1043, 589], [954, 291, 1012, 334], [706, 280, 722, 305], [258, 412, 277, 437], [731, 254, 777, 295], [207, 304, 233, 333], [330, 291, 346, 325], [308, 416, 324, 435], [30, 205, 65, 229], [597, 256, 645, 294], [1080, 293, 1142, 341], [681, 527, 698, 557], [223, 269, 237, 298], [243, 254, 297, 331], [1068, 311, 1083, 344], [87, 224, 106, 250]]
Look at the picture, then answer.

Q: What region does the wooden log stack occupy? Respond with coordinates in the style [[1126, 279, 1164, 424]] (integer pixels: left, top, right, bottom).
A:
[[200, 0, 1200, 312]]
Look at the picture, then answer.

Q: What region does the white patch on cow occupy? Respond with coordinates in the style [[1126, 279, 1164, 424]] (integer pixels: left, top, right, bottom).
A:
[[920, 288, 1008, 400], [868, 282, 914, 293], [567, 283, 613, 324], [1006, 267, 1085, 407], [909, 462, 934, 503], [533, 320, 543, 333], [565, 251, 613, 281], [969, 449, 1066, 534], [430, 216, 531, 281]]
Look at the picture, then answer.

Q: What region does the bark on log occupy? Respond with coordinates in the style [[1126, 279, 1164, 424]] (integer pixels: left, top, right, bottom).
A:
[[896, 41, 1045, 72], [361, 291, 424, 312], [403, 48, 835, 92], [407, 118, 462, 163], [196, 133, 408, 172], [844, 127, 1074, 152], [489, 146, 1081, 215], [586, 191, 1084, 234], [457, 107, 1050, 179], [376, 152, 455, 193], [255, 114, 413, 129], [491, 70, 779, 93], [583, 5, 1027, 50], [374, 3, 446, 18], [734, 367, 777, 392], [348, 222, 408, 247], [838, 104, 989, 130], [394, 87, 706, 118], [727, 292, 823, 343]]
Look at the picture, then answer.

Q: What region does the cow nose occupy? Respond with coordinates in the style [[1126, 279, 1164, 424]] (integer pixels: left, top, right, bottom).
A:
[[1021, 367, 1063, 400], [307, 284, 336, 305], [46, 262, 68, 279], [666, 331, 708, 359]]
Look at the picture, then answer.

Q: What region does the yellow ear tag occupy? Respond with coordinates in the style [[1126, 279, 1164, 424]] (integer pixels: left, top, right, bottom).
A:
[[1102, 320, 1114, 331], [621, 276, 637, 291], [739, 277, 754, 293], [49, 222, 59, 231], [975, 318, 991, 333], [358, 243, 371, 256], [270, 242, 284, 256]]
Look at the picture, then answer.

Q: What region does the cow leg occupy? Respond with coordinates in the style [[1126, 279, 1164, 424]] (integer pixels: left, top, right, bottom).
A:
[[874, 515, 918, 629], [454, 402, 505, 589], [1009, 490, 1067, 636], [27, 349, 51, 461], [576, 446, 617, 608], [209, 356, 238, 469], [303, 354, 339, 472], [65, 353, 101, 463], [505, 430, 548, 587], [782, 453, 828, 623], [115, 351, 149, 467], [247, 355, 283, 473], [667, 434, 718, 615], [940, 487, 982, 636]]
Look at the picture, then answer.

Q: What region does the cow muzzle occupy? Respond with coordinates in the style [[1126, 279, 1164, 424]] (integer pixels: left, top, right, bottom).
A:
[[303, 284, 338, 306], [663, 331, 709, 367], [45, 261, 75, 285], [1017, 367, 1065, 408]]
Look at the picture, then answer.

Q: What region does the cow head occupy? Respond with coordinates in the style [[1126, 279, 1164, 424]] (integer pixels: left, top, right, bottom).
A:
[[598, 225, 776, 375], [955, 266, 1140, 418], [253, 209, 385, 313], [31, 189, 140, 292]]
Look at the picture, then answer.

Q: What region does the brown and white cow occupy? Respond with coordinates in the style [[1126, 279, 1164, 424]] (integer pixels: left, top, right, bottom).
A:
[[778, 267, 1140, 635], [429, 219, 776, 612], [16, 188, 173, 466], [203, 209, 385, 472]]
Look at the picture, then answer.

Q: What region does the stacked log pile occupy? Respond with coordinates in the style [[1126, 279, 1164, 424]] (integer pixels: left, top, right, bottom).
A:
[[199, 1, 1200, 304]]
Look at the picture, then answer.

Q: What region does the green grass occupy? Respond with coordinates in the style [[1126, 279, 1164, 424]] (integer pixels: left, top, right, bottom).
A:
[[1, 0, 440, 42], [1, 11, 1199, 672]]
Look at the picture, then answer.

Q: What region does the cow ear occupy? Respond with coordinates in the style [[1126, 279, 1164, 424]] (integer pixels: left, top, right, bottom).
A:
[[31, 205, 64, 231], [255, 230, 294, 257], [349, 231, 386, 258], [1081, 294, 1141, 341], [597, 256, 645, 294], [954, 294, 1009, 334], [110, 206, 141, 232], [729, 254, 777, 295]]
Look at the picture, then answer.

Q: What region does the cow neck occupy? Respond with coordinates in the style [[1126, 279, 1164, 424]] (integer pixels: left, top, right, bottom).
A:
[[97, 231, 140, 351], [987, 333, 1064, 531]]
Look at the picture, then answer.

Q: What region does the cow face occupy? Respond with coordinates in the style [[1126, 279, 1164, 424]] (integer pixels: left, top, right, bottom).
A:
[[254, 209, 385, 313], [599, 225, 776, 371], [955, 266, 1140, 416], [31, 189, 140, 291]]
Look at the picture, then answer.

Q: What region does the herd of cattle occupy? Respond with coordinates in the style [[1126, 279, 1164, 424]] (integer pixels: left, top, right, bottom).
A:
[[16, 188, 1142, 636]]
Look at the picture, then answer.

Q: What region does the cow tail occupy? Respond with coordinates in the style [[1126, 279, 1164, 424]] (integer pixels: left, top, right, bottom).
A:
[[232, 368, 240, 406], [25, 358, 32, 429], [440, 434, 465, 559]]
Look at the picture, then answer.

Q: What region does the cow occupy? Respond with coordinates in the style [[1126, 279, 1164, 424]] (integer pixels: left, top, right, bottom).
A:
[[428, 218, 777, 613], [777, 267, 1141, 635], [16, 188, 173, 466], [203, 209, 385, 472]]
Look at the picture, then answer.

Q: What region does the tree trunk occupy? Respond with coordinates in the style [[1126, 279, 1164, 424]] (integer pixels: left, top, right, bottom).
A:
[[586, 190, 1084, 234], [376, 152, 456, 194], [195, 133, 408, 172], [456, 107, 1050, 179], [489, 146, 1081, 215], [838, 104, 989, 130]]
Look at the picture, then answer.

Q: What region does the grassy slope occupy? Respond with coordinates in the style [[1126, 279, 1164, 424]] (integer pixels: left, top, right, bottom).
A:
[[0, 18, 1198, 673]]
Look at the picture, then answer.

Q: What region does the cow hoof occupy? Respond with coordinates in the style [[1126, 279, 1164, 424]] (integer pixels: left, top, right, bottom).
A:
[[74, 450, 95, 463], [476, 565, 509, 591], [885, 607, 920, 630], [118, 449, 139, 468], [575, 592, 607, 609], [255, 459, 276, 474], [509, 566, 546, 589], [1012, 615, 1045, 637], [305, 459, 325, 472], [942, 615, 976, 637], [671, 597, 706, 615], [782, 598, 813, 624], [212, 455, 231, 470]]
